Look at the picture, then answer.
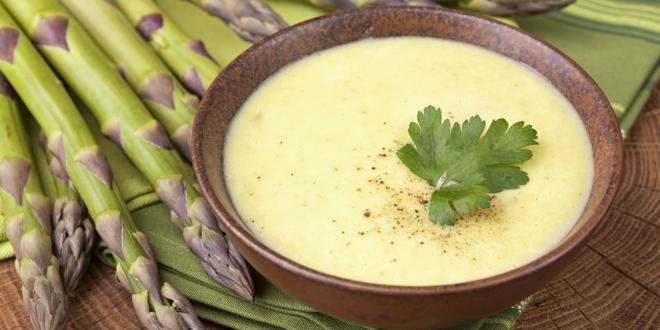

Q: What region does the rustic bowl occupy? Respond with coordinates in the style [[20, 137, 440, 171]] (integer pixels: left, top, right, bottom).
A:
[[192, 7, 623, 329]]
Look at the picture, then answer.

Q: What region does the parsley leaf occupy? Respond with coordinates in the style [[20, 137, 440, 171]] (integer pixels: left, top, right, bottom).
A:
[[397, 106, 538, 225]]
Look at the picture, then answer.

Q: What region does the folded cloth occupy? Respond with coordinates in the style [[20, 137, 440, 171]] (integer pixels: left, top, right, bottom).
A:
[[516, 0, 660, 137], [1, 0, 658, 329]]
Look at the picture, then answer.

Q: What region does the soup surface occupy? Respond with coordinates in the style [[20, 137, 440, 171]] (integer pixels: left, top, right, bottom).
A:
[[224, 37, 593, 285]]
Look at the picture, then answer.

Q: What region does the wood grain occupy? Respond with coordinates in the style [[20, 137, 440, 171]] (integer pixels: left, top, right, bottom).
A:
[[515, 85, 660, 330], [1, 86, 658, 329]]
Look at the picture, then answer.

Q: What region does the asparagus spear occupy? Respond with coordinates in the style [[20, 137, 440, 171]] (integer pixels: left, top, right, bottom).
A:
[[445, 0, 575, 15], [28, 118, 95, 296], [61, 0, 197, 162], [185, 0, 288, 43], [2, 0, 254, 301], [112, 0, 221, 97], [305, 0, 436, 11], [0, 7, 203, 329], [0, 74, 68, 330], [305, 0, 572, 14]]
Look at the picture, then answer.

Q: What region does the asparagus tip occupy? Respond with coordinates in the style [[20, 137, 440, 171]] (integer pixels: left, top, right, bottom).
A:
[[20, 261, 69, 330], [156, 176, 189, 222], [183, 225, 254, 300], [128, 256, 162, 303], [54, 199, 96, 295]]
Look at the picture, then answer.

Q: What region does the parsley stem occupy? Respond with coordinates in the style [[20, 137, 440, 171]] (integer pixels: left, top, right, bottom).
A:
[[435, 171, 448, 191]]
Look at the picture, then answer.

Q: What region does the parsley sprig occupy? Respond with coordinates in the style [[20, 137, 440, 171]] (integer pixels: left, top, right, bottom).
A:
[[397, 106, 538, 226]]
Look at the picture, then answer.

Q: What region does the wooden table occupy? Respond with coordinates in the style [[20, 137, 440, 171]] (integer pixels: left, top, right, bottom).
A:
[[515, 87, 660, 329], [1, 87, 658, 329]]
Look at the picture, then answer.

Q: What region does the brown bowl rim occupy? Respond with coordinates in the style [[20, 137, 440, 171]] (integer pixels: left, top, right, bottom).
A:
[[193, 6, 624, 296]]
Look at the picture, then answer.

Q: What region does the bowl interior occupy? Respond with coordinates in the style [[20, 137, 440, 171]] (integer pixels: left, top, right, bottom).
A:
[[193, 7, 623, 293]]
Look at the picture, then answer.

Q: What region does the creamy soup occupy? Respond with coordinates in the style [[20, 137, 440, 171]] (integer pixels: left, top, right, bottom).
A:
[[224, 37, 593, 286]]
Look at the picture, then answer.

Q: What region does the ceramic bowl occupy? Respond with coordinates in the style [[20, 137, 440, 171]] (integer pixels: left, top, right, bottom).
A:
[[192, 7, 623, 329]]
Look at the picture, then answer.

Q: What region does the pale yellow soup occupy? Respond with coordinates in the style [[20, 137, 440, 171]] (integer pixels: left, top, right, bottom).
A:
[[224, 37, 593, 286]]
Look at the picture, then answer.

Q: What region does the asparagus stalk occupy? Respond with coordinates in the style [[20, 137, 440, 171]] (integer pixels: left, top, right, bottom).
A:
[[0, 74, 68, 330], [61, 0, 197, 162], [28, 118, 95, 296], [2, 0, 254, 301], [304, 0, 437, 11], [185, 0, 288, 43], [111, 0, 221, 97], [0, 7, 203, 329], [305, 0, 572, 14], [448, 0, 575, 15]]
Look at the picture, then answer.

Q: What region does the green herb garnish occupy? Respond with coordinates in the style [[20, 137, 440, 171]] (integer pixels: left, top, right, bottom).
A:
[[397, 106, 538, 226]]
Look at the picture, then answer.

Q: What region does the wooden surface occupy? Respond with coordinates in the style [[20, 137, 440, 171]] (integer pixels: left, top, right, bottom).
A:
[[515, 87, 660, 329], [1, 86, 658, 329]]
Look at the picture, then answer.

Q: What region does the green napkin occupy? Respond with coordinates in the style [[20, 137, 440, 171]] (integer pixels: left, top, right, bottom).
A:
[[515, 0, 660, 137], [1, 0, 658, 329]]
